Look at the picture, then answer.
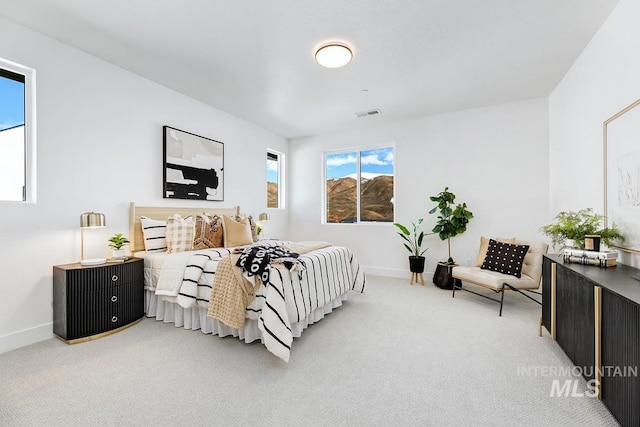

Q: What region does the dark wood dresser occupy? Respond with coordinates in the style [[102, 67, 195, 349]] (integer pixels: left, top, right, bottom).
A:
[[542, 254, 640, 427], [53, 258, 144, 343]]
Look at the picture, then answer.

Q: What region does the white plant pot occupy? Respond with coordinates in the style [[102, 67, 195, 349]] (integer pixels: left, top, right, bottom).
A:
[[112, 249, 125, 259]]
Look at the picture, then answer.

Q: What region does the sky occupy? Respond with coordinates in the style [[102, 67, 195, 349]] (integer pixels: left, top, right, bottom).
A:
[[326, 147, 394, 179], [0, 76, 24, 131]]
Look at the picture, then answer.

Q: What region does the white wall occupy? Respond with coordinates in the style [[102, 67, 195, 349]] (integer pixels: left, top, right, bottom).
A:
[[0, 17, 288, 353], [289, 98, 550, 277], [549, 0, 640, 267]]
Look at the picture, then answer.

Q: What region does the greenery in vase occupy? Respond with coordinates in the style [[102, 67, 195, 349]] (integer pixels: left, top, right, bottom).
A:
[[539, 208, 624, 250], [108, 233, 130, 250], [393, 218, 429, 257], [428, 187, 473, 264]]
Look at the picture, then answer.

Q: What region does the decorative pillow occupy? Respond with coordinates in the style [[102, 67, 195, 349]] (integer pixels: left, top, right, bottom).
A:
[[193, 214, 224, 249], [474, 236, 516, 267], [481, 239, 530, 278], [166, 214, 195, 253], [222, 215, 254, 247], [140, 216, 167, 252]]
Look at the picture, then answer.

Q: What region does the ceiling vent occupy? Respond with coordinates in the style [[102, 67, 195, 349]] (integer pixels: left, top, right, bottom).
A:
[[354, 109, 381, 118]]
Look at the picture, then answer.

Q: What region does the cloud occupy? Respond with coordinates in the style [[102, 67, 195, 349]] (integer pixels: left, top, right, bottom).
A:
[[327, 153, 357, 167], [361, 148, 394, 166]]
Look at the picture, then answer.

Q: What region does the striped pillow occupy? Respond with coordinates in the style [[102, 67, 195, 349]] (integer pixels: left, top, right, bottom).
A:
[[166, 214, 195, 253], [140, 216, 167, 252]]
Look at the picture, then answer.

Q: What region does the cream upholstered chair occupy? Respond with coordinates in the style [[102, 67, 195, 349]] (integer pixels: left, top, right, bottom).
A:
[[451, 239, 549, 316]]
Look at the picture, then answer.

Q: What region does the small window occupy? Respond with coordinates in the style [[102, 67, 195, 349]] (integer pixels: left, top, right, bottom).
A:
[[324, 145, 394, 223], [0, 59, 35, 203], [267, 150, 283, 208]]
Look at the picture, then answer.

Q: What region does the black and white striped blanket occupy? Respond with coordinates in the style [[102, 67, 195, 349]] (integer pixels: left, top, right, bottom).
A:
[[170, 242, 366, 362]]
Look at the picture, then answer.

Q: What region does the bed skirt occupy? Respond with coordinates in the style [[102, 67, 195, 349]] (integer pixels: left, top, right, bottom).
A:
[[144, 290, 348, 343]]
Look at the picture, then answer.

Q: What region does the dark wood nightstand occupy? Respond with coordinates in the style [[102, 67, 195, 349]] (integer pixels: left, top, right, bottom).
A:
[[53, 258, 144, 343]]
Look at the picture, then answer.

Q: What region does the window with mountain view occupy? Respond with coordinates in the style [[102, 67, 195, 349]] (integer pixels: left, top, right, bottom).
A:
[[267, 150, 282, 208], [325, 146, 394, 223]]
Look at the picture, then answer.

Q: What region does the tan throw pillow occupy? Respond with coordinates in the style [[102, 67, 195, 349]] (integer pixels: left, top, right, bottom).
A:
[[474, 236, 516, 267], [193, 214, 224, 249], [166, 214, 195, 253], [223, 215, 253, 247]]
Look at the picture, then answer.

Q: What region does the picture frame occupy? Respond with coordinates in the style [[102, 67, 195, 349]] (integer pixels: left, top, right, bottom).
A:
[[603, 99, 640, 254], [163, 126, 224, 201]]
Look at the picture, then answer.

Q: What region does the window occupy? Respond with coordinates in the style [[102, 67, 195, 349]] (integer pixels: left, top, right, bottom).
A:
[[267, 150, 283, 208], [324, 145, 395, 223], [0, 59, 35, 202]]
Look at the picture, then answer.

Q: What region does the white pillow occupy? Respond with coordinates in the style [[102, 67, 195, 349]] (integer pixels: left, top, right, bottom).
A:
[[140, 216, 167, 252], [166, 214, 195, 253]]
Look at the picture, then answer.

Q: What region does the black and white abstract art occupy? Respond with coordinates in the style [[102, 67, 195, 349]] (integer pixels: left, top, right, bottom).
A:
[[163, 126, 224, 201]]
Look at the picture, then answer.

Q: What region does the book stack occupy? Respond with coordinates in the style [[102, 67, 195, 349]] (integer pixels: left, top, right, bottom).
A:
[[562, 249, 618, 268]]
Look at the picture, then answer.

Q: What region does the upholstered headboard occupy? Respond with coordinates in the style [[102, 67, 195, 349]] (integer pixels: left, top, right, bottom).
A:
[[129, 202, 240, 252]]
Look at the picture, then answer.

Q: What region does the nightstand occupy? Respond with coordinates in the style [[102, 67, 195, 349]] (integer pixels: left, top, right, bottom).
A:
[[53, 258, 144, 343]]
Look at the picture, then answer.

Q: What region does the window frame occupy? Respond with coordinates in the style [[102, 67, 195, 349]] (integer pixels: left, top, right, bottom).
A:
[[0, 58, 36, 203], [266, 148, 285, 209], [322, 143, 395, 225]]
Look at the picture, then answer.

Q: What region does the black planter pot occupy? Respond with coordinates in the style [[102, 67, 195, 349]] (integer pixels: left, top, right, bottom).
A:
[[432, 262, 462, 290], [409, 256, 426, 273]]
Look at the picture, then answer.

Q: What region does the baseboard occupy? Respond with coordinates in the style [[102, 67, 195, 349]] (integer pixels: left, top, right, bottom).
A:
[[363, 265, 434, 280], [0, 322, 53, 354]]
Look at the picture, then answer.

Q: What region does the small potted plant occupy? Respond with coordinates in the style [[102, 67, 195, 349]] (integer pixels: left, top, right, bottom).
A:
[[108, 233, 130, 259], [539, 208, 624, 251], [393, 218, 429, 273]]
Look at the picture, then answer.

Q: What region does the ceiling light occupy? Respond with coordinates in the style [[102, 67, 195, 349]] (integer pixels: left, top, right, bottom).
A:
[[315, 43, 353, 68]]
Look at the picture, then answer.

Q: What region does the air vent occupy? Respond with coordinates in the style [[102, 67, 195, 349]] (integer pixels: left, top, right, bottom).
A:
[[354, 109, 381, 118]]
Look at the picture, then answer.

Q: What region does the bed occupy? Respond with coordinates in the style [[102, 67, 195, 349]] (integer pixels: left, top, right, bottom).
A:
[[129, 202, 366, 361]]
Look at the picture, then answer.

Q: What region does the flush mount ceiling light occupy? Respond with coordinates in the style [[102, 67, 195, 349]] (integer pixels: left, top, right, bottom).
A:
[[315, 43, 353, 68]]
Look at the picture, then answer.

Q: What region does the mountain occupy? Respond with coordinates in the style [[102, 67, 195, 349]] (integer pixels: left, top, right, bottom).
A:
[[267, 182, 278, 208], [326, 175, 394, 223]]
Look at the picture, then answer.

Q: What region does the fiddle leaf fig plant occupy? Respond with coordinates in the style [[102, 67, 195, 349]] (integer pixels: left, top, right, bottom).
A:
[[393, 219, 429, 257], [429, 187, 473, 264], [539, 208, 624, 250], [108, 233, 130, 250]]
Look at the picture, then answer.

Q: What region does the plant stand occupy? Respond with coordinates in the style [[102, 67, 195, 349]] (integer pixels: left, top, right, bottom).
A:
[[433, 262, 462, 290], [410, 272, 424, 285]]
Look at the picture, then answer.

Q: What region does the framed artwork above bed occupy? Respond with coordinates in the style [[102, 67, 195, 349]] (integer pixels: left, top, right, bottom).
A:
[[163, 126, 224, 201]]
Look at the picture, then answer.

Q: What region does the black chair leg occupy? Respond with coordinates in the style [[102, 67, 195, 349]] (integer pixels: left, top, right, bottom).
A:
[[499, 283, 506, 316]]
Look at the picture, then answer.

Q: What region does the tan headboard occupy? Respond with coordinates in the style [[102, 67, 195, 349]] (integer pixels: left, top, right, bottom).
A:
[[129, 202, 240, 252]]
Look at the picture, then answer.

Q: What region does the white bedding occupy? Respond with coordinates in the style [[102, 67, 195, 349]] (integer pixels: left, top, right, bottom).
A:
[[135, 241, 366, 362]]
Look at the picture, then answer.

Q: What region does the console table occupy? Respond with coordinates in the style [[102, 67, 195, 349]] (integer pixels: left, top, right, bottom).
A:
[[541, 254, 640, 427]]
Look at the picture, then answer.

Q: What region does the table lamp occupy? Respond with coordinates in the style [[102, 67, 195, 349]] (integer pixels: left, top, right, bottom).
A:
[[80, 212, 106, 265]]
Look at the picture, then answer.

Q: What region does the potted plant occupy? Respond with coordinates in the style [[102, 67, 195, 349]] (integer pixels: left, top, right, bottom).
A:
[[428, 187, 473, 289], [393, 219, 429, 273], [108, 233, 130, 259], [539, 208, 624, 251]]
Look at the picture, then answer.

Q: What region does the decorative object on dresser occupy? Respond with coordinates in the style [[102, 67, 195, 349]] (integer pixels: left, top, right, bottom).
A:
[[393, 218, 430, 285], [107, 233, 130, 259], [163, 125, 224, 201], [79, 211, 107, 266], [541, 254, 640, 427], [538, 208, 624, 251], [428, 187, 473, 289], [562, 248, 618, 268], [53, 258, 144, 343], [603, 98, 640, 254]]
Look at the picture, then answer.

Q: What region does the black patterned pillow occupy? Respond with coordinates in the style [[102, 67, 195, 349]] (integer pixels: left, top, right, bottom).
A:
[[481, 239, 529, 278]]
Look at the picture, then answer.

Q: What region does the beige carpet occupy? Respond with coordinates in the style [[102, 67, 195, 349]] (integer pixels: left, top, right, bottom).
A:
[[0, 275, 620, 426]]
